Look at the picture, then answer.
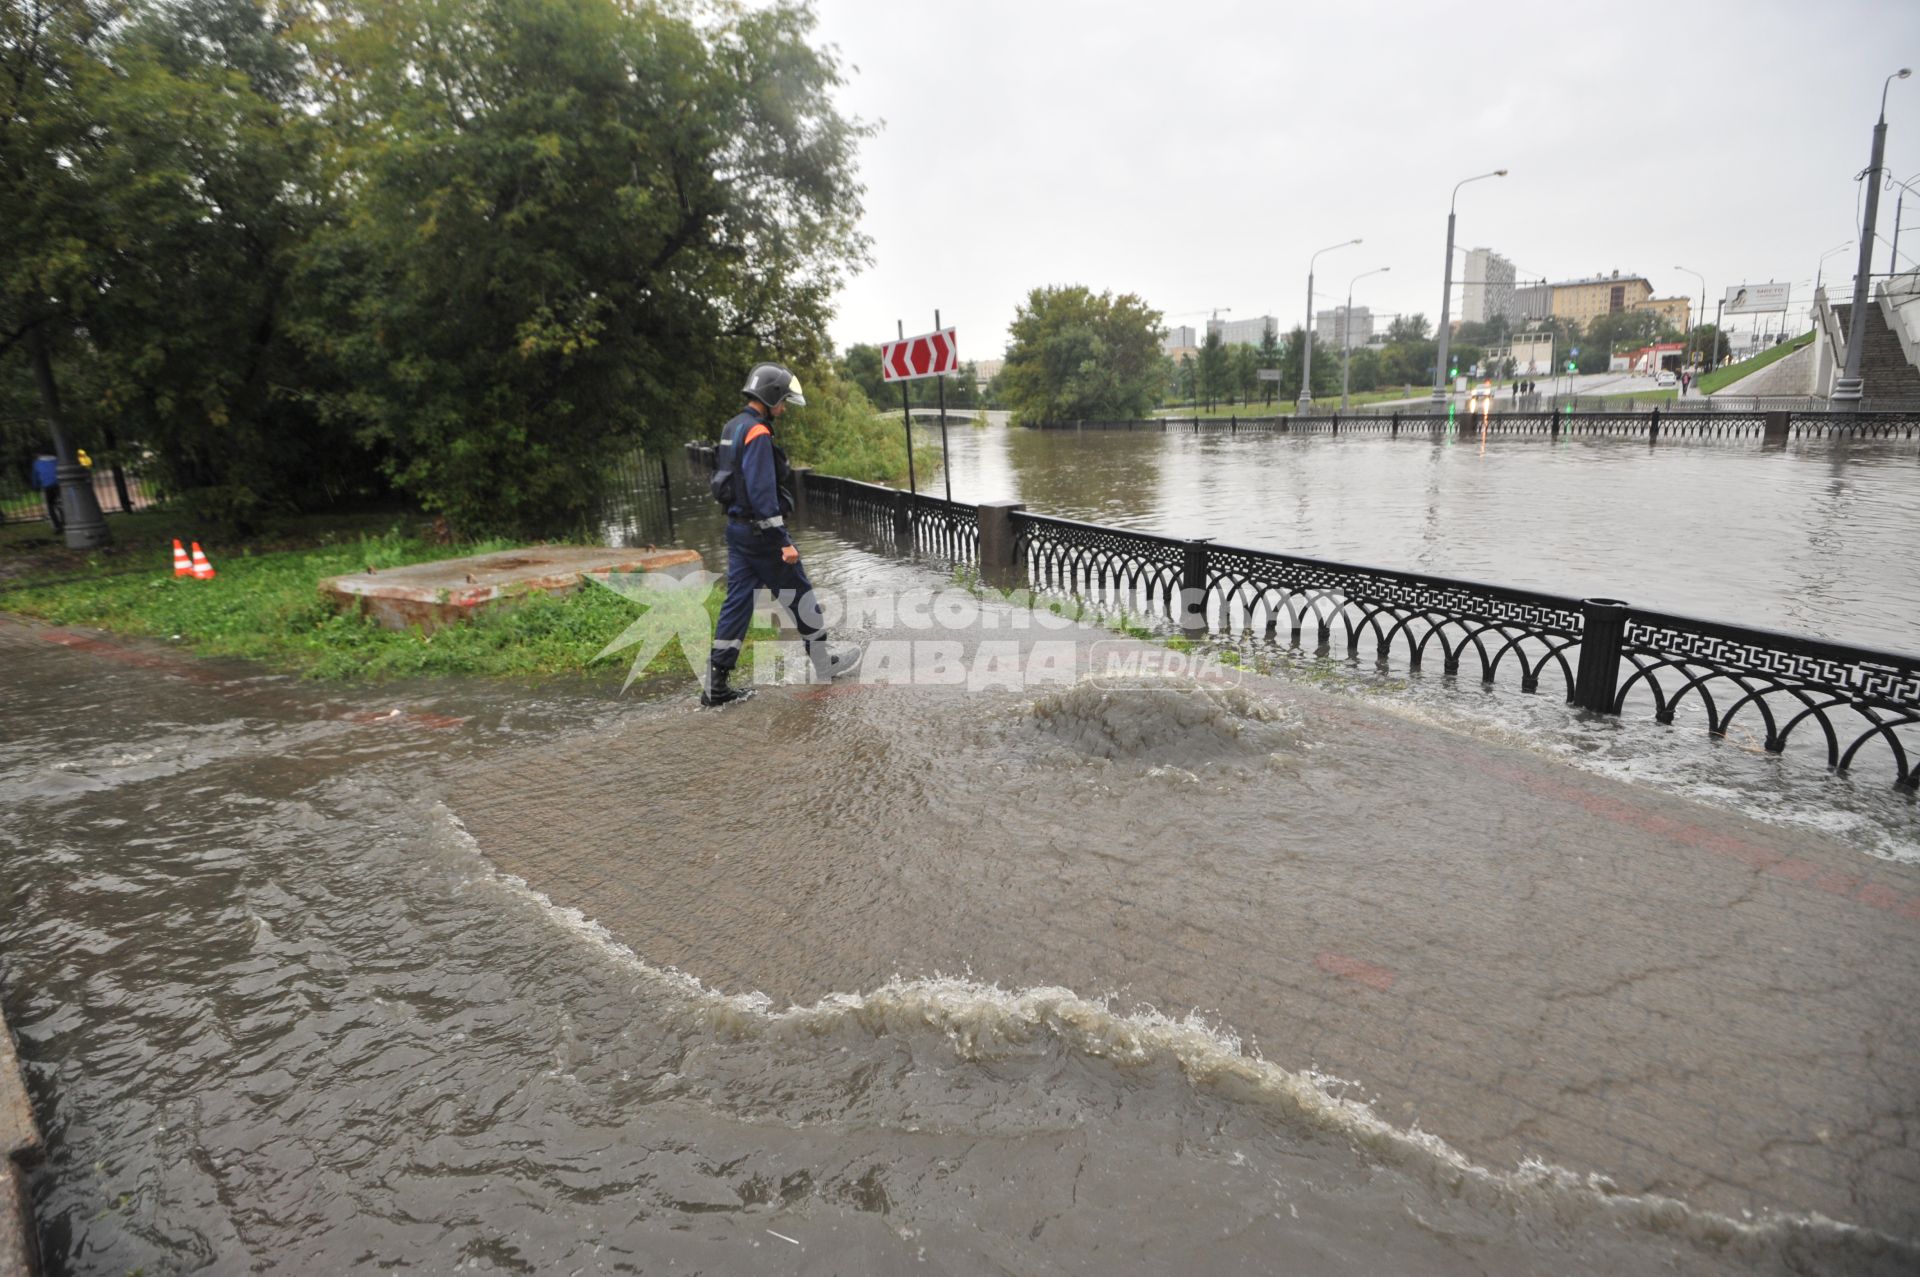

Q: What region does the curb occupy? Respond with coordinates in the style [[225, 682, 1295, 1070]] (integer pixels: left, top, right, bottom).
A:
[[0, 1003, 40, 1277]]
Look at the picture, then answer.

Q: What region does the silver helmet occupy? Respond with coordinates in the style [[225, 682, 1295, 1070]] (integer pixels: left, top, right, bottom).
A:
[[740, 363, 806, 408]]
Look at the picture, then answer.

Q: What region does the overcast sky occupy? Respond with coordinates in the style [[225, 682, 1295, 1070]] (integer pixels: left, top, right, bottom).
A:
[[808, 0, 1920, 357]]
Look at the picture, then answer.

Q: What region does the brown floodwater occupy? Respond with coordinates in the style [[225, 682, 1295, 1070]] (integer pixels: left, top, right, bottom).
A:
[[3, 423, 1916, 1273]]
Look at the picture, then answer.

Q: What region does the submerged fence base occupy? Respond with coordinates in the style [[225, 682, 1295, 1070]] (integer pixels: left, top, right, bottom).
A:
[[1022, 407, 1920, 444], [686, 442, 1920, 795]]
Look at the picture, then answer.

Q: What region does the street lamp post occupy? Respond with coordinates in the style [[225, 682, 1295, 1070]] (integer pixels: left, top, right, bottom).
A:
[[1813, 238, 1855, 343], [1674, 265, 1706, 376], [1835, 67, 1911, 402], [1432, 169, 1509, 402], [1301, 238, 1361, 409], [1887, 171, 1920, 272], [1342, 266, 1390, 410], [1814, 239, 1854, 293], [28, 330, 110, 549]]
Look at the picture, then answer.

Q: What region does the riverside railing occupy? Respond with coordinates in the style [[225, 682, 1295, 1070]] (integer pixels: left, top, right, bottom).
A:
[[685, 442, 1920, 792], [1, 464, 158, 525], [1020, 409, 1920, 442]]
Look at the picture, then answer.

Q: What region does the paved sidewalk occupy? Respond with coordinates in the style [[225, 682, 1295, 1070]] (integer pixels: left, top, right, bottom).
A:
[[3, 599, 1914, 1244], [445, 604, 1920, 1239]]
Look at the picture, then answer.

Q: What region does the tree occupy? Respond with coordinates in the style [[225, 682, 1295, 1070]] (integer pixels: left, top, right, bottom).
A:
[[1, 0, 364, 531], [1345, 346, 1382, 394], [1453, 315, 1512, 347], [1386, 313, 1432, 344], [841, 344, 888, 406], [294, 0, 871, 535], [1174, 352, 1195, 406], [999, 285, 1164, 423], [1277, 327, 1345, 402], [1586, 309, 1671, 364], [1690, 325, 1729, 368], [1193, 327, 1228, 412], [1255, 324, 1282, 407], [1229, 342, 1259, 407]]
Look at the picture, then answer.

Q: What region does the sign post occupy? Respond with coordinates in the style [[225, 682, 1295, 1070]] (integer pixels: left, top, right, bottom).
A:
[[897, 321, 914, 495], [881, 322, 961, 501], [935, 309, 951, 503]]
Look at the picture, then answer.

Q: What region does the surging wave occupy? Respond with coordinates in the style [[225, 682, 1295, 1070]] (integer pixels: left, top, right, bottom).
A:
[[424, 802, 1917, 1273], [1022, 675, 1303, 765]]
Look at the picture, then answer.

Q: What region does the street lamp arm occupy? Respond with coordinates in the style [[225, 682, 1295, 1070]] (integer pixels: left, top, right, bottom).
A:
[[1882, 68, 1912, 121], [1449, 168, 1509, 211], [1308, 237, 1363, 271]]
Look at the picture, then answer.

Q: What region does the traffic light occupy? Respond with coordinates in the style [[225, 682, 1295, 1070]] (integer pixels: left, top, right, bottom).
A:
[[1566, 361, 1576, 374]]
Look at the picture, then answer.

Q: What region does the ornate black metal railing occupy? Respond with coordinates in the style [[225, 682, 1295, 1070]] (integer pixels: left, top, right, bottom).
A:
[[1020, 409, 1920, 442], [1614, 610, 1919, 782], [1006, 513, 1918, 790], [686, 440, 1920, 791], [685, 448, 980, 564]]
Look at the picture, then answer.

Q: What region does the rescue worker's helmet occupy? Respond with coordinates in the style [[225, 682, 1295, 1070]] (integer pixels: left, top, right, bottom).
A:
[[740, 363, 807, 408]]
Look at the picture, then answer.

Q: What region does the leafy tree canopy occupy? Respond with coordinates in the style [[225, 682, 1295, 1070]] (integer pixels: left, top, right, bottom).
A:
[[998, 286, 1163, 424], [3, 0, 872, 536]]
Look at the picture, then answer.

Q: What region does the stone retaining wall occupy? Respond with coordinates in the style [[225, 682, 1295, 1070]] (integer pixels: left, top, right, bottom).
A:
[[0, 1005, 40, 1276]]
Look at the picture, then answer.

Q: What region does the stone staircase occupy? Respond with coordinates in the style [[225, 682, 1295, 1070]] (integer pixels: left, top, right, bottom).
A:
[[1830, 299, 1920, 399]]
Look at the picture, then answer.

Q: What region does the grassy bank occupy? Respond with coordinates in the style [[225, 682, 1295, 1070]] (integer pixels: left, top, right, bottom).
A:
[[1699, 331, 1814, 395], [1, 525, 749, 683], [1154, 388, 1423, 418]]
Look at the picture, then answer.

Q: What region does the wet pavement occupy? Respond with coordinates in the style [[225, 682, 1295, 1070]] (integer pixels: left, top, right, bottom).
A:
[[2, 507, 1917, 1272]]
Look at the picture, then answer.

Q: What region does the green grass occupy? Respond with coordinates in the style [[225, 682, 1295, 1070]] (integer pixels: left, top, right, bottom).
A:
[[1154, 388, 1423, 419], [1, 508, 428, 585], [1, 526, 759, 683], [1699, 331, 1814, 396], [1598, 388, 1677, 403]]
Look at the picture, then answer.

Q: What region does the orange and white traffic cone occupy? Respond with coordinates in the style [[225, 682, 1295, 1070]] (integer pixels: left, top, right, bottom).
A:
[[172, 539, 193, 577], [190, 542, 216, 581]]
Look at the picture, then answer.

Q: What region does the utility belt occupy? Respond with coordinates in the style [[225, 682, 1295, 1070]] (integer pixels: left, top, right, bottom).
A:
[[728, 514, 785, 531]]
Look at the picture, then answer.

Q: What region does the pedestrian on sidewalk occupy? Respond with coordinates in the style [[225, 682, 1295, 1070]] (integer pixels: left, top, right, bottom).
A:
[[30, 452, 62, 532], [701, 363, 861, 707]]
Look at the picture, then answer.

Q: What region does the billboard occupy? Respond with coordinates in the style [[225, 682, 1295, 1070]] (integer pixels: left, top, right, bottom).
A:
[[1723, 283, 1790, 314]]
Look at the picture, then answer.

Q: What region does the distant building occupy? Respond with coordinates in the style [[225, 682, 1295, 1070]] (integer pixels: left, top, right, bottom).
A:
[[1500, 330, 1557, 377], [972, 358, 1004, 388], [1636, 295, 1692, 331], [1315, 306, 1373, 348], [1512, 283, 1552, 321], [1462, 248, 1516, 324], [1161, 326, 1196, 354], [1207, 315, 1279, 347], [1550, 272, 1654, 327], [1620, 341, 1687, 375]]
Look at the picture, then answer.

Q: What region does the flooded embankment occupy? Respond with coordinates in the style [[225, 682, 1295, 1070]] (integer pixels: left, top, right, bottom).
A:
[[2, 509, 1915, 1273]]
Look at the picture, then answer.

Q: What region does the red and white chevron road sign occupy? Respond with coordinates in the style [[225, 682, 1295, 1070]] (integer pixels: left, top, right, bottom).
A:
[[881, 327, 959, 382]]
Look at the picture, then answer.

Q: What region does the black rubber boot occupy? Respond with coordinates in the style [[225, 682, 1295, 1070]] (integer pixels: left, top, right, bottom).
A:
[[700, 659, 751, 707], [808, 641, 862, 683]]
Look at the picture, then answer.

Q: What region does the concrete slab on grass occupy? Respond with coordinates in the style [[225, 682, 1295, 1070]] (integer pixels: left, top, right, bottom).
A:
[[322, 545, 703, 632]]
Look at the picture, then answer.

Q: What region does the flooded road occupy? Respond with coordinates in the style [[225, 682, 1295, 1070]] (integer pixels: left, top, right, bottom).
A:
[[915, 415, 1920, 652], [864, 419, 1920, 864], [4, 509, 1918, 1273]]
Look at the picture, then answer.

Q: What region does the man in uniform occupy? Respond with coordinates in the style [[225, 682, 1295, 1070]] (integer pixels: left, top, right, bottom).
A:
[[702, 363, 860, 706]]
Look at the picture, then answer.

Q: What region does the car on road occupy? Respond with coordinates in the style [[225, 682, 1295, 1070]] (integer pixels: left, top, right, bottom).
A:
[[1465, 380, 1495, 413], [1655, 369, 1677, 388]]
